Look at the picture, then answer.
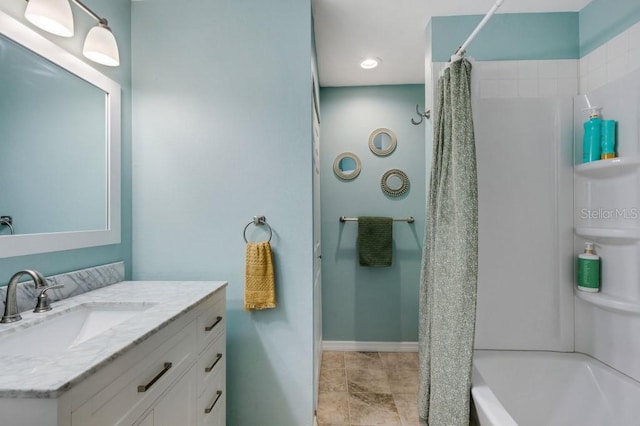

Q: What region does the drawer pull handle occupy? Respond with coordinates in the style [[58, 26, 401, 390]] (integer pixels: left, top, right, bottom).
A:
[[137, 362, 172, 393], [205, 316, 223, 332], [205, 353, 223, 373], [204, 390, 223, 414]]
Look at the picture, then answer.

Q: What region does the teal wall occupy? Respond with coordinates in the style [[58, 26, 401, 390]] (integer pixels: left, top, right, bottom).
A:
[[131, 1, 314, 425], [579, 0, 640, 56], [0, 0, 132, 279], [432, 13, 579, 62], [320, 85, 425, 342]]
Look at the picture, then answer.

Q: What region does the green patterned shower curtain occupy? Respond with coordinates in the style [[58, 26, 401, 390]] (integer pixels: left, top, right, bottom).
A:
[[418, 58, 478, 425]]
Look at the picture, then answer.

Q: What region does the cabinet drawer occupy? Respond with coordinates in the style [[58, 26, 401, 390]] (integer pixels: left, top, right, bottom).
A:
[[72, 320, 197, 426], [197, 334, 226, 397], [197, 367, 225, 426], [197, 295, 225, 352]]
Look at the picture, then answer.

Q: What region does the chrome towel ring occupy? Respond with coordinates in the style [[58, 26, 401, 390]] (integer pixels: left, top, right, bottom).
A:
[[0, 216, 14, 235], [243, 216, 273, 243]]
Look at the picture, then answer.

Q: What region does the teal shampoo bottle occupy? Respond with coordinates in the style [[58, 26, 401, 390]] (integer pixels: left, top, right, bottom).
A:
[[601, 120, 617, 159], [583, 107, 602, 163]]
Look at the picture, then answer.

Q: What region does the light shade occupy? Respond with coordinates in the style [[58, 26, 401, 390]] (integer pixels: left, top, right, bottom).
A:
[[360, 58, 379, 70], [24, 0, 74, 37], [83, 22, 120, 67]]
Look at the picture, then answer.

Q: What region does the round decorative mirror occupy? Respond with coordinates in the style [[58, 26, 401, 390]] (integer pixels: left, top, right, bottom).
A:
[[369, 128, 397, 156], [333, 152, 362, 180], [381, 169, 409, 197]]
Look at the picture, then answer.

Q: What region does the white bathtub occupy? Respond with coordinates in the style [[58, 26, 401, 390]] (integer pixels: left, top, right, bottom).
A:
[[471, 350, 640, 426]]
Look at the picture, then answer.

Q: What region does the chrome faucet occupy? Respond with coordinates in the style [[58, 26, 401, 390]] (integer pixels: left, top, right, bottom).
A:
[[1, 270, 47, 323]]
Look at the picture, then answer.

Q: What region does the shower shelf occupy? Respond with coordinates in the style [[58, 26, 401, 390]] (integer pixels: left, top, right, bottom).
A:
[[575, 290, 640, 315], [575, 227, 640, 242], [575, 156, 640, 179]]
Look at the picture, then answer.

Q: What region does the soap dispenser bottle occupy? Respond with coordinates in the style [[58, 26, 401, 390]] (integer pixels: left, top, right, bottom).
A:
[[583, 107, 602, 163], [577, 242, 600, 292]]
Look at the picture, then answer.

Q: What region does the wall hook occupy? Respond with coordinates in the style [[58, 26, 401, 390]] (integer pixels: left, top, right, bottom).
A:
[[411, 104, 431, 125]]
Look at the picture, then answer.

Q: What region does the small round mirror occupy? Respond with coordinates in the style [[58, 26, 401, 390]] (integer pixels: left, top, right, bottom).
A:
[[386, 175, 404, 190], [381, 169, 409, 197], [333, 152, 362, 180], [369, 128, 397, 156], [339, 157, 357, 174]]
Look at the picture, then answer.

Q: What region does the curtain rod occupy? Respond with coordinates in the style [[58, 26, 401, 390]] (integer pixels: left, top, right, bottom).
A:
[[453, 0, 505, 59]]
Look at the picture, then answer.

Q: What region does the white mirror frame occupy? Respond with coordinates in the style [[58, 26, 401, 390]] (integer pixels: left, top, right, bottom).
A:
[[381, 169, 409, 197], [333, 152, 362, 180], [0, 10, 121, 258], [368, 128, 397, 156]]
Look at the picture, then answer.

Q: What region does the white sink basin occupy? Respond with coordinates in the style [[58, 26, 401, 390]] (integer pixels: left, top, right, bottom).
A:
[[0, 303, 152, 356]]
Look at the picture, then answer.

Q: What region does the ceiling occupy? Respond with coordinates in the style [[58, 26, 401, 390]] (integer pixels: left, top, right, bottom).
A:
[[312, 0, 592, 87]]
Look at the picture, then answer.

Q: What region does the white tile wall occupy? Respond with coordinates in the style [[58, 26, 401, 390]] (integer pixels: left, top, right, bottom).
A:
[[580, 21, 640, 93], [433, 59, 579, 99], [429, 20, 640, 100]]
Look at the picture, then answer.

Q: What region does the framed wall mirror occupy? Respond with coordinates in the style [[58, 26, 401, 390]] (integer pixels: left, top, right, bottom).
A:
[[333, 152, 361, 180], [0, 11, 121, 258], [369, 128, 397, 156], [381, 169, 409, 197]]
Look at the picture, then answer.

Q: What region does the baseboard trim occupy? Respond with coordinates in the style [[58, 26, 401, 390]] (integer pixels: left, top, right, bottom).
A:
[[322, 340, 418, 352]]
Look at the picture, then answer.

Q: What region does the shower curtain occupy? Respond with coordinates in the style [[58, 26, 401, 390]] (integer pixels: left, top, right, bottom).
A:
[[418, 58, 478, 425]]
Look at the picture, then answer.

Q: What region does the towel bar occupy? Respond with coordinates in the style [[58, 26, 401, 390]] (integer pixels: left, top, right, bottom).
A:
[[339, 216, 415, 223]]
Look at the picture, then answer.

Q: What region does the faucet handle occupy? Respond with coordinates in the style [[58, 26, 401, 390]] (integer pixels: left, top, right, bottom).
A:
[[33, 284, 64, 313]]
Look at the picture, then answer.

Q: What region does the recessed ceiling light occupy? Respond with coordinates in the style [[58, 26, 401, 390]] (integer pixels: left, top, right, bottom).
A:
[[360, 58, 380, 70]]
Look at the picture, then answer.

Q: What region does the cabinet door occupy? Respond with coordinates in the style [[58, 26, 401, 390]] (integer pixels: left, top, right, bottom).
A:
[[71, 321, 197, 426], [153, 366, 197, 426]]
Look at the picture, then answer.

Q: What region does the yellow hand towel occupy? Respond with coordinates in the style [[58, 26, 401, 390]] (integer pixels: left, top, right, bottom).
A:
[[244, 241, 276, 311]]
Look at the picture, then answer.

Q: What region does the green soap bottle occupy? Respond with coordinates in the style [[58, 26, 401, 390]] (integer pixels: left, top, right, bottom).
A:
[[577, 242, 600, 292]]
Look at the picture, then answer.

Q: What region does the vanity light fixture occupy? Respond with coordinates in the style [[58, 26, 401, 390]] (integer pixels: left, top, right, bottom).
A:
[[24, 0, 120, 67], [82, 19, 119, 66], [360, 58, 380, 70], [24, 0, 74, 37]]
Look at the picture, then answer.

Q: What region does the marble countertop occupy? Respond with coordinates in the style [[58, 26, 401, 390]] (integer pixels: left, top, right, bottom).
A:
[[0, 280, 226, 398]]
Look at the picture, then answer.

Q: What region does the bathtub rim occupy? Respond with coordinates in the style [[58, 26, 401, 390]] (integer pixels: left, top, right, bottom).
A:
[[471, 349, 640, 426], [471, 353, 518, 426]]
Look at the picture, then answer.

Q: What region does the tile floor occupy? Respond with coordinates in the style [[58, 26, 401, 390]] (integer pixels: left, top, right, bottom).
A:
[[316, 351, 426, 426]]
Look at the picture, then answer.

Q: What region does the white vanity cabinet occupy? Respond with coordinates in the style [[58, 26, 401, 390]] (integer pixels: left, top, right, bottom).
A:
[[0, 283, 227, 426], [68, 288, 226, 426]]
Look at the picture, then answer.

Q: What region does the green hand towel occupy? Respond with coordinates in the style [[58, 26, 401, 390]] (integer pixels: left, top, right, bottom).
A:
[[357, 216, 393, 267]]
